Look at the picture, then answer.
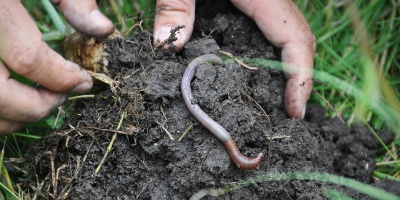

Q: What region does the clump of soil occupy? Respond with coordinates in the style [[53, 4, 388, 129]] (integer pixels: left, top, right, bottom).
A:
[[24, 0, 398, 199]]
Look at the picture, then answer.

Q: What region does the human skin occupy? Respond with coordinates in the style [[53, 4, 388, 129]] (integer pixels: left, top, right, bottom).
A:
[[181, 54, 262, 170], [0, 0, 114, 134], [153, 0, 316, 119]]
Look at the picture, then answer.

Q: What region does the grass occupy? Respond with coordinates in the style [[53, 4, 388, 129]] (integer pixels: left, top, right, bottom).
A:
[[98, 0, 156, 35], [190, 172, 400, 200], [296, 0, 400, 179], [248, 0, 400, 186], [298, 0, 400, 129], [0, 0, 399, 199]]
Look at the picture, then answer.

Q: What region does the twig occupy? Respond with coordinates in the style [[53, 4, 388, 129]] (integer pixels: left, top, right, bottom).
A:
[[50, 151, 56, 195], [266, 135, 291, 140], [77, 126, 139, 136], [93, 133, 118, 178], [4, 163, 27, 175], [178, 125, 193, 142], [6, 157, 26, 163], [58, 140, 94, 199], [313, 90, 346, 124], [31, 173, 51, 200], [219, 50, 258, 70], [190, 188, 226, 200], [376, 160, 400, 166], [124, 19, 144, 35], [155, 25, 185, 50], [241, 90, 271, 127], [68, 94, 95, 100], [140, 160, 150, 171], [160, 106, 168, 121], [54, 106, 65, 127], [156, 121, 175, 140], [136, 179, 152, 199], [54, 164, 68, 195], [92, 111, 126, 178]]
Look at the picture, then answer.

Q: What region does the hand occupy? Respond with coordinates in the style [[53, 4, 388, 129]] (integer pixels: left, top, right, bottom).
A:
[[153, 0, 316, 119], [0, 0, 114, 134]]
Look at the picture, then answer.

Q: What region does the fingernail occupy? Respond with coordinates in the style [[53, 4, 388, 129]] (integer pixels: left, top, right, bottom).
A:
[[50, 0, 61, 5], [72, 81, 92, 93], [301, 105, 307, 119], [90, 9, 108, 25], [57, 94, 69, 107], [83, 70, 92, 82], [89, 10, 114, 36], [154, 25, 183, 45]]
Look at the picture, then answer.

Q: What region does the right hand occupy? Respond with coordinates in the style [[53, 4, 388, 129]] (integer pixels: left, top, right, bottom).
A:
[[0, 0, 114, 134]]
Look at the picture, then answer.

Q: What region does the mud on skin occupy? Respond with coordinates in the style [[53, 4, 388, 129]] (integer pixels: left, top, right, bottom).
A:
[[24, 0, 398, 199]]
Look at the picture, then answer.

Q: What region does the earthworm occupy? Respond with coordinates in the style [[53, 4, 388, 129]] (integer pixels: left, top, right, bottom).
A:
[[181, 54, 262, 170]]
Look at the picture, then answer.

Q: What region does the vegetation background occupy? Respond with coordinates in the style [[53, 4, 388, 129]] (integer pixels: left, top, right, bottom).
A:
[[0, 0, 398, 199]]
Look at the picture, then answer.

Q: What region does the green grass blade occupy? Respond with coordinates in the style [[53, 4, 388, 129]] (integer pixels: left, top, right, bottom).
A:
[[245, 58, 400, 135], [1, 163, 14, 195], [0, 182, 18, 200], [191, 172, 400, 200], [0, 138, 5, 181], [323, 188, 355, 200], [10, 133, 41, 140], [23, 0, 39, 12], [374, 171, 400, 182], [42, 30, 65, 41], [40, 0, 65, 34]]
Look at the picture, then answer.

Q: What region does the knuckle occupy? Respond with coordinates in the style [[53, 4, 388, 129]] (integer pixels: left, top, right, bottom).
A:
[[12, 42, 44, 76], [297, 24, 316, 51], [0, 122, 23, 135], [24, 108, 53, 123], [156, 0, 193, 15], [32, 100, 57, 121], [35, 108, 53, 121], [311, 34, 317, 52]]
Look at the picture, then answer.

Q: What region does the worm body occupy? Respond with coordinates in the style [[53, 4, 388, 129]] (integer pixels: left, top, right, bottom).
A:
[[181, 54, 262, 170]]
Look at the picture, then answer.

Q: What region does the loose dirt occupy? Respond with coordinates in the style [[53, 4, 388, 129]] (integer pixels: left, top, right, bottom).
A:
[[25, 1, 398, 199]]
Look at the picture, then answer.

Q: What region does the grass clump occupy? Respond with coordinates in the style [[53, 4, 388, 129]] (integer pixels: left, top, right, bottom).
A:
[[297, 0, 400, 179], [294, 1, 400, 128]]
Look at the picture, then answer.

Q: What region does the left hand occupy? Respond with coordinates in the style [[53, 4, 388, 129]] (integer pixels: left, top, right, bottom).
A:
[[0, 0, 114, 134]]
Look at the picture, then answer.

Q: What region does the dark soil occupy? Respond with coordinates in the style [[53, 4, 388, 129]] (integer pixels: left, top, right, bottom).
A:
[[25, 1, 399, 199]]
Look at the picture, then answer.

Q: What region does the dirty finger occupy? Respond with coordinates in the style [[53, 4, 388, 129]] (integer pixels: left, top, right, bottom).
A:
[[153, 0, 195, 49], [55, 0, 114, 37]]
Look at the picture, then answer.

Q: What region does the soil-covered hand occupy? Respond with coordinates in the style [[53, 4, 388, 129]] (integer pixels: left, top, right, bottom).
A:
[[153, 0, 316, 119], [0, 0, 114, 134]]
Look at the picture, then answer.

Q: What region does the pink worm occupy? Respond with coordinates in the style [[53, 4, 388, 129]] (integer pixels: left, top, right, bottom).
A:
[[181, 54, 262, 170]]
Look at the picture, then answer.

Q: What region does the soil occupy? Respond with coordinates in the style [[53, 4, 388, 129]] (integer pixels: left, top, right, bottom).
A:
[[24, 0, 399, 199]]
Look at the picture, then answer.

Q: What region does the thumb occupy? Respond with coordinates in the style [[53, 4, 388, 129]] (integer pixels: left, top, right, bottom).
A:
[[53, 0, 114, 37], [153, 0, 195, 49]]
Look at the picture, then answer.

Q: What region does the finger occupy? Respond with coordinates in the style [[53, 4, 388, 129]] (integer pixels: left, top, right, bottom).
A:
[[0, 0, 93, 94], [282, 44, 314, 119], [0, 119, 24, 135], [0, 61, 67, 122], [284, 73, 313, 119], [53, 0, 114, 37], [153, 0, 195, 49], [231, 0, 316, 118]]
